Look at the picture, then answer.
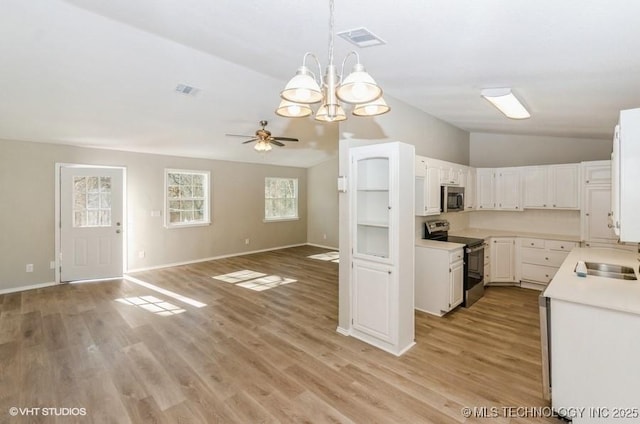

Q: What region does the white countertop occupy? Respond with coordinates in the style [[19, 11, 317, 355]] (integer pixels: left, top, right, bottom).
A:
[[449, 227, 581, 242], [544, 247, 640, 315], [415, 239, 464, 251]]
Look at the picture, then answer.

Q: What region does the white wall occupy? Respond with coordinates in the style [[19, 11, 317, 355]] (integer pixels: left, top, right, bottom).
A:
[[470, 132, 611, 167], [0, 138, 307, 292], [306, 156, 339, 249]]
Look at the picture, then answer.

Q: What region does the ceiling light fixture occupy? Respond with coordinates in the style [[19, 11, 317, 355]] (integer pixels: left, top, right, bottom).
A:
[[481, 88, 531, 120], [276, 0, 389, 122], [254, 140, 272, 152]]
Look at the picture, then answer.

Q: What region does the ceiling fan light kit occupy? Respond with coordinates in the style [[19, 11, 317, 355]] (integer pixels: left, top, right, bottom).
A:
[[481, 87, 531, 120], [276, 0, 389, 122], [227, 120, 298, 153]]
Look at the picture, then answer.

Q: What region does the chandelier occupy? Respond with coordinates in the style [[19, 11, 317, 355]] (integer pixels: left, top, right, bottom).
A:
[[275, 0, 390, 122]]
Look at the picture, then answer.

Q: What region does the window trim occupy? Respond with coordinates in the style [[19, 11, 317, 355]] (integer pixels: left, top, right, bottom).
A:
[[264, 177, 299, 222], [164, 168, 211, 229]]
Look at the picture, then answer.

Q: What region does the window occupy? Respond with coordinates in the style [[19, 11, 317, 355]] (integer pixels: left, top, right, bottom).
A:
[[265, 177, 298, 221], [73, 175, 112, 227], [165, 169, 210, 228]]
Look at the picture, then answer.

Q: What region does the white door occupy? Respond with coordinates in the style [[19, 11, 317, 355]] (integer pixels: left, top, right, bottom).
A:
[[60, 166, 124, 282]]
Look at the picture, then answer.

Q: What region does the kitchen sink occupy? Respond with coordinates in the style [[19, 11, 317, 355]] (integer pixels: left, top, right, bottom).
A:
[[578, 262, 637, 280]]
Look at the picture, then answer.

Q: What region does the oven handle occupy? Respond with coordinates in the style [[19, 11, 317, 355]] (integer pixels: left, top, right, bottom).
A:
[[466, 244, 487, 254]]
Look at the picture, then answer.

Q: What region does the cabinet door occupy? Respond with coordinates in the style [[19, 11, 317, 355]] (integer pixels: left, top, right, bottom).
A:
[[352, 260, 395, 343], [449, 260, 464, 309], [583, 161, 611, 185], [548, 164, 580, 209], [465, 168, 476, 210], [611, 126, 620, 236], [425, 166, 441, 215], [583, 185, 617, 243], [351, 147, 392, 261], [490, 238, 515, 282], [496, 167, 521, 210], [522, 166, 549, 208], [415, 156, 427, 177], [476, 169, 495, 210]]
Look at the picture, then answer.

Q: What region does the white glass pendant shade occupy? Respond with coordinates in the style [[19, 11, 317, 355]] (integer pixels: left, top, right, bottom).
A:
[[353, 96, 390, 117], [280, 66, 323, 104], [254, 140, 272, 152], [336, 63, 382, 104], [275, 99, 312, 118], [315, 103, 346, 122]]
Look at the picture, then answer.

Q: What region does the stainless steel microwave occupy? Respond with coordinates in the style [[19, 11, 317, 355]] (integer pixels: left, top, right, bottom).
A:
[[441, 186, 465, 213]]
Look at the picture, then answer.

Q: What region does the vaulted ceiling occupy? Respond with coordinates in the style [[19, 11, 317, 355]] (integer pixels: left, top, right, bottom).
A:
[[1, 0, 639, 167]]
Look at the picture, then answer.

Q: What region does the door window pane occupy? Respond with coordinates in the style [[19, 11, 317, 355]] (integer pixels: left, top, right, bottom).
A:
[[73, 176, 112, 228]]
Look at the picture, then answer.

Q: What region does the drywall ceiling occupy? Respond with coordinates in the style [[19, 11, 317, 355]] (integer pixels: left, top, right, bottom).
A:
[[1, 0, 639, 167]]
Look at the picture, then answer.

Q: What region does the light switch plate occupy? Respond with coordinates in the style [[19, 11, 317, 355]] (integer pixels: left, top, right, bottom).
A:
[[337, 176, 347, 192]]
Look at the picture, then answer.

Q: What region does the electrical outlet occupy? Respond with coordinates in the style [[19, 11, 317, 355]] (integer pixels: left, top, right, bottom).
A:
[[26, 264, 34, 273], [323, 233, 327, 240], [138, 251, 146, 259], [245, 238, 250, 245]]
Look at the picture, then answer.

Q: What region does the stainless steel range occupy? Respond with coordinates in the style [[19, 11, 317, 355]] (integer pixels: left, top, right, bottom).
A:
[[424, 220, 486, 307]]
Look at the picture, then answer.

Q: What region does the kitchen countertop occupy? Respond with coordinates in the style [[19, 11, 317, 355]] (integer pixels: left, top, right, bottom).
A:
[[544, 247, 640, 315], [415, 239, 464, 251], [449, 227, 581, 242]]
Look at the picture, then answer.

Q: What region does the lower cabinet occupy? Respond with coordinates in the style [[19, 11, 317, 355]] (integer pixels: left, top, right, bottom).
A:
[[518, 238, 576, 290], [415, 246, 464, 317], [352, 259, 395, 344], [489, 237, 516, 283]]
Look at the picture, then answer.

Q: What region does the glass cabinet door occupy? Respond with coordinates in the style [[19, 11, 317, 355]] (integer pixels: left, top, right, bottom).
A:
[[353, 155, 391, 259]]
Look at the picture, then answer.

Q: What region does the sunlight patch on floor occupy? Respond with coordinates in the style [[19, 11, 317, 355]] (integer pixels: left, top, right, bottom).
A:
[[212, 269, 297, 292], [307, 252, 339, 263], [115, 295, 186, 316], [123, 275, 207, 308]]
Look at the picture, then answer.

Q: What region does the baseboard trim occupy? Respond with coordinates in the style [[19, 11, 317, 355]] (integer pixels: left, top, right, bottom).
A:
[[306, 242, 339, 250], [126, 243, 307, 273], [0, 281, 58, 295], [336, 326, 351, 336]]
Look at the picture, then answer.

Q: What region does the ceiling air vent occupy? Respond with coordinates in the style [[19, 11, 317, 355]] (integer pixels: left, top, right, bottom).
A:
[[337, 27, 386, 48], [175, 84, 199, 96]]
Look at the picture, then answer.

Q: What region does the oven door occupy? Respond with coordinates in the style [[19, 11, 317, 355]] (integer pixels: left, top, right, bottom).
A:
[[466, 244, 484, 288]]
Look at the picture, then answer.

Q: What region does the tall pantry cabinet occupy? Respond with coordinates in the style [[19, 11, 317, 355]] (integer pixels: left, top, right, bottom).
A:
[[346, 141, 415, 356]]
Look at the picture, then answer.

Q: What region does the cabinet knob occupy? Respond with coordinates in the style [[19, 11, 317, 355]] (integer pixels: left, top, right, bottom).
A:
[[531, 243, 534, 246], [545, 257, 549, 260], [545, 274, 549, 278], [560, 245, 564, 249], [543, 204, 547, 207], [516, 206, 519, 209], [553, 204, 556, 207]]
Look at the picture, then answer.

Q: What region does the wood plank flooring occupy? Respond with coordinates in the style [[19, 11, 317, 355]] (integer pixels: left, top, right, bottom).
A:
[[0, 245, 563, 423]]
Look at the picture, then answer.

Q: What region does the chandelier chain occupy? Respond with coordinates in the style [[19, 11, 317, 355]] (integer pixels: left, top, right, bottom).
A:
[[328, 0, 335, 66]]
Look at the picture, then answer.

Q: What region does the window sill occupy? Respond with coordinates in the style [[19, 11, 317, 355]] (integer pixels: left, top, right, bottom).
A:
[[165, 221, 211, 229], [263, 217, 300, 223]]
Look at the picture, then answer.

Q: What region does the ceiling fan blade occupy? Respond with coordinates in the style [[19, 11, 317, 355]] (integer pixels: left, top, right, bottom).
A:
[[271, 140, 285, 147], [272, 137, 299, 142], [242, 138, 259, 144], [226, 133, 255, 138]]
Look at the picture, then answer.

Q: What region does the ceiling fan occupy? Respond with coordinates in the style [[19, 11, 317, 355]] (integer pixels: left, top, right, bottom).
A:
[[226, 120, 299, 151]]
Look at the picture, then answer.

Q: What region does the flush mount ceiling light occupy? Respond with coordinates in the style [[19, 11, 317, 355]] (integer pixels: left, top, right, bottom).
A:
[[276, 0, 389, 122], [481, 88, 531, 120]]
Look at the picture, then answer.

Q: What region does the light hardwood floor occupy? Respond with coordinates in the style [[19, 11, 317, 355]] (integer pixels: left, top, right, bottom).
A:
[[0, 245, 563, 423]]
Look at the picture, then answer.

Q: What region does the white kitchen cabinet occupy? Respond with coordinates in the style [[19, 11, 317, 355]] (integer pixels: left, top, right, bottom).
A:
[[439, 164, 461, 185], [582, 185, 617, 244], [548, 164, 580, 209], [582, 160, 611, 185], [476, 168, 495, 210], [415, 160, 441, 216], [415, 156, 427, 177], [415, 245, 464, 316], [476, 168, 521, 211], [464, 167, 476, 210], [614, 108, 640, 242], [495, 167, 522, 210], [518, 238, 575, 290], [489, 237, 516, 283], [522, 166, 549, 208], [348, 142, 415, 356], [521, 164, 580, 210]]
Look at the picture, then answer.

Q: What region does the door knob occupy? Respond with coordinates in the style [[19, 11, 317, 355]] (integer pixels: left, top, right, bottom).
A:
[[116, 229, 121, 234]]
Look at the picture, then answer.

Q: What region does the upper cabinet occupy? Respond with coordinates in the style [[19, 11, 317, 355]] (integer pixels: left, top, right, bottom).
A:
[[464, 167, 476, 211], [613, 108, 640, 242], [521, 164, 580, 210], [476, 168, 522, 211], [415, 156, 442, 216], [440, 164, 461, 186]]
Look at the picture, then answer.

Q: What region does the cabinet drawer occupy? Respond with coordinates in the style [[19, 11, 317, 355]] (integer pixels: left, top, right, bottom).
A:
[[521, 263, 558, 284], [450, 249, 464, 263], [520, 238, 545, 249], [546, 240, 577, 252], [520, 248, 568, 267]]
